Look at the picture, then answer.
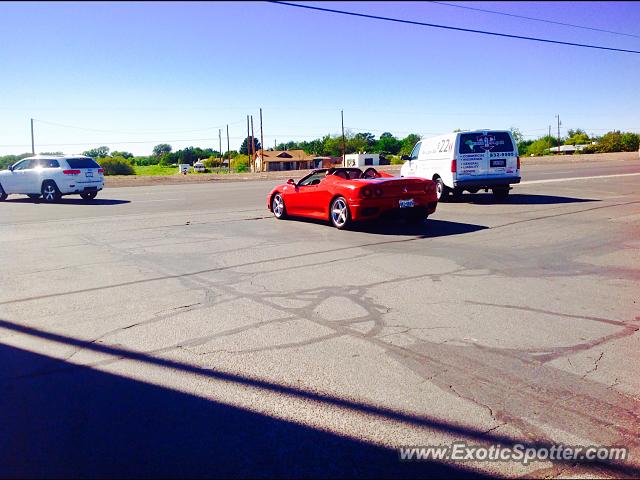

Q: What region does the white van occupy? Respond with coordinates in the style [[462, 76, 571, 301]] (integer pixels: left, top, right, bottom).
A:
[[400, 130, 520, 200]]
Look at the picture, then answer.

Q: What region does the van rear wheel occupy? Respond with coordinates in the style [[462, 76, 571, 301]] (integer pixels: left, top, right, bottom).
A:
[[492, 187, 510, 201], [434, 177, 450, 202]]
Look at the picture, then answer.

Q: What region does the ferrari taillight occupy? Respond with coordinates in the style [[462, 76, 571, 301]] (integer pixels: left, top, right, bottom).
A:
[[374, 187, 382, 197], [425, 182, 436, 194], [360, 187, 372, 198]]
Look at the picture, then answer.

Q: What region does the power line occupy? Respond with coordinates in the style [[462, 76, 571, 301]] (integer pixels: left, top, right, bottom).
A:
[[33, 118, 243, 135], [269, 1, 640, 55], [430, 1, 640, 40]]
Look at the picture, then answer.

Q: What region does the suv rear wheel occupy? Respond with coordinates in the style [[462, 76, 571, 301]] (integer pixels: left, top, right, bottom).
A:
[[0, 183, 7, 201], [80, 192, 98, 201], [41, 181, 61, 203]]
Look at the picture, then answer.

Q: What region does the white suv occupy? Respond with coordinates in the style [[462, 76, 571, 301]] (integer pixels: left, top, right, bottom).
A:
[[0, 155, 104, 203]]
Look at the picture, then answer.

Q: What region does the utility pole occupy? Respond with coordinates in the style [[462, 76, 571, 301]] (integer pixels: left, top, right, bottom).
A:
[[250, 115, 255, 172], [555, 114, 561, 156], [226, 124, 230, 172], [30, 118, 35, 155], [259, 108, 264, 173], [218, 129, 222, 168], [548, 125, 551, 153], [341, 109, 345, 166], [246, 115, 250, 166]]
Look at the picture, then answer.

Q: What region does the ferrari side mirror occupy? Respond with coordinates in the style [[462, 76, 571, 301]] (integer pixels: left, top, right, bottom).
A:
[[287, 178, 295, 185]]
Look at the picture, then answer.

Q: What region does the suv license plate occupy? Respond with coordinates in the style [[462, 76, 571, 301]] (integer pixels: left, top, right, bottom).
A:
[[399, 198, 414, 208], [86, 171, 93, 177]]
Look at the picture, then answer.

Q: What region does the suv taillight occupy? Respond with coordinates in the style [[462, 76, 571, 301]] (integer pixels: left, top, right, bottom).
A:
[[451, 159, 457, 173], [63, 169, 81, 175], [98, 168, 104, 174]]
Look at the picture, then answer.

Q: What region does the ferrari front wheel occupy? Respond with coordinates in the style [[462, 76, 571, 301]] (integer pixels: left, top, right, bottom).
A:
[[330, 196, 351, 229], [272, 193, 287, 219]]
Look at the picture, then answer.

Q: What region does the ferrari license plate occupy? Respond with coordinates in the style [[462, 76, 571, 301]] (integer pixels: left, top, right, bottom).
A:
[[399, 198, 414, 208]]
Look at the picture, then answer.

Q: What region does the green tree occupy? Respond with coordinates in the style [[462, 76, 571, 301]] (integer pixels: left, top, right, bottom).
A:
[[564, 132, 590, 145], [83, 146, 110, 158], [596, 131, 623, 153], [399, 134, 421, 156], [111, 151, 134, 159], [239, 137, 261, 155], [375, 132, 402, 155], [620, 132, 640, 152], [152, 144, 172, 157], [525, 136, 559, 156]]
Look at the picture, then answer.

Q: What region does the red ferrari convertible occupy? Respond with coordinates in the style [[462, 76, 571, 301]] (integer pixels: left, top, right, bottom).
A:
[[266, 167, 438, 229]]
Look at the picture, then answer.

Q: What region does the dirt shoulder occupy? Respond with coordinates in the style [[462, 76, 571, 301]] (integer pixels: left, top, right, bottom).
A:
[[105, 151, 639, 188]]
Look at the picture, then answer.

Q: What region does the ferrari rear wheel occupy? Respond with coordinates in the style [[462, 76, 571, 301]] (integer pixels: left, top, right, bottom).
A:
[[272, 193, 287, 219], [330, 196, 351, 229]]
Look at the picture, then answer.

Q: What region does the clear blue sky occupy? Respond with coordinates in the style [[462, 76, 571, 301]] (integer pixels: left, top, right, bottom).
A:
[[1, 1, 638, 155]]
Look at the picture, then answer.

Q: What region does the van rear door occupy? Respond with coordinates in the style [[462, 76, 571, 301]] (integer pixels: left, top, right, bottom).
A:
[[457, 132, 516, 179]]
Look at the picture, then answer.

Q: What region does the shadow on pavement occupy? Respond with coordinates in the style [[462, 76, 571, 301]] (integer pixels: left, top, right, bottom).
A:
[[451, 193, 600, 205], [5, 197, 130, 206], [1, 319, 637, 478], [286, 217, 488, 238], [351, 219, 488, 237], [0, 342, 479, 479]]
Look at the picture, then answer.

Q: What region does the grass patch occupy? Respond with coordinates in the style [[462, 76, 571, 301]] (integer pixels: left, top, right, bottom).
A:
[[134, 165, 178, 176]]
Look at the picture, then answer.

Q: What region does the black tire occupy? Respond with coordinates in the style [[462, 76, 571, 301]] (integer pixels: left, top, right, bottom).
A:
[[80, 192, 98, 201], [330, 196, 351, 229], [271, 193, 287, 219], [0, 183, 7, 202], [41, 181, 61, 203], [434, 177, 449, 202], [28, 194, 41, 200], [450, 187, 464, 202], [492, 187, 510, 201]]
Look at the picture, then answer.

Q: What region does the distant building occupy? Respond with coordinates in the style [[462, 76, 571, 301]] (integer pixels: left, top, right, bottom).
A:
[[254, 149, 315, 172], [311, 156, 343, 169], [344, 153, 388, 167], [548, 144, 592, 154]]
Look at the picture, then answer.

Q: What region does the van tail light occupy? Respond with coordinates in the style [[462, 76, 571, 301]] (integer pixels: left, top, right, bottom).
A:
[[98, 168, 104, 174], [451, 159, 457, 173], [517, 156, 520, 170], [360, 187, 372, 198], [63, 169, 81, 175]]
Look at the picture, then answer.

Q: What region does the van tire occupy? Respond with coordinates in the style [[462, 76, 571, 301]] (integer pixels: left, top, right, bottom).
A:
[[434, 177, 449, 202], [492, 187, 510, 201]]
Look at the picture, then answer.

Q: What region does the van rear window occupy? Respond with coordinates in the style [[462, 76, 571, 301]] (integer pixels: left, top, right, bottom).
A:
[[66, 158, 101, 169], [459, 132, 514, 154]]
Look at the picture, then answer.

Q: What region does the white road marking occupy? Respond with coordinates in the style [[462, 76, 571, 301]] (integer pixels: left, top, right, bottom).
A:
[[521, 172, 640, 185]]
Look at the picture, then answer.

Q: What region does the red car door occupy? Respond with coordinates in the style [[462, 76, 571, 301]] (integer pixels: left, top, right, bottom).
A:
[[286, 170, 328, 217]]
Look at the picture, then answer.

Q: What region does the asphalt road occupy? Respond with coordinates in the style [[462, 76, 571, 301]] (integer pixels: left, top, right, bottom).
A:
[[1, 158, 639, 478]]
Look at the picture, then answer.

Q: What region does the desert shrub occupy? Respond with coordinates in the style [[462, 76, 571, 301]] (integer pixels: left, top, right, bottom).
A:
[[99, 156, 135, 175]]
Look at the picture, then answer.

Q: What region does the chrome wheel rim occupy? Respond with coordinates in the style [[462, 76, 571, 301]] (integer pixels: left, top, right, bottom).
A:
[[273, 194, 284, 217], [436, 181, 443, 200], [331, 198, 348, 227], [43, 185, 56, 201]]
